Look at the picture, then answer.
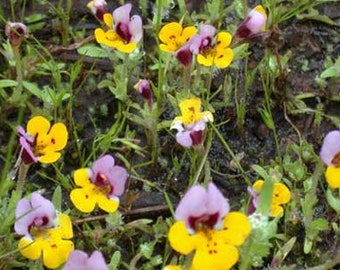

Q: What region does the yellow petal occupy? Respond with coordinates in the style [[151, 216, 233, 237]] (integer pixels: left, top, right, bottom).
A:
[[97, 195, 119, 213], [191, 238, 239, 270], [222, 212, 251, 246], [27, 116, 50, 138], [181, 26, 197, 42], [325, 166, 340, 189], [168, 221, 195, 255], [197, 53, 214, 67], [55, 213, 73, 239], [216, 32, 232, 48], [115, 41, 137, 53], [252, 179, 264, 192], [214, 48, 233, 69], [200, 111, 214, 123], [178, 97, 201, 124], [254, 5, 267, 17], [73, 168, 91, 187], [103, 13, 113, 28], [70, 187, 96, 213], [272, 183, 291, 205], [159, 22, 182, 44], [270, 204, 284, 217], [95, 29, 118, 48], [164, 265, 182, 270], [38, 151, 61, 163], [42, 239, 74, 269], [48, 123, 68, 151], [18, 237, 42, 260]]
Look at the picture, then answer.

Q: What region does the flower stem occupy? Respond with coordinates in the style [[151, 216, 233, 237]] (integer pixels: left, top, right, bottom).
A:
[[16, 162, 30, 197], [12, 45, 23, 103]]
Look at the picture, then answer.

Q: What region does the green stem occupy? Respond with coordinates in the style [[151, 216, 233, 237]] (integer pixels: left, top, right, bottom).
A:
[[12, 45, 23, 103], [210, 123, 250, 185], [16, 163, 30, 197]]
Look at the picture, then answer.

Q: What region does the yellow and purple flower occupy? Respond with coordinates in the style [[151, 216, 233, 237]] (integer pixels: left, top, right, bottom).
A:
[[168, 183, 251, 270], [94, 3, 142, 53], [248, 180, 291, 217], [158, 22, 197, 66], [235, 5, 267, 39], [17, 116, 68, 164], [87, 0, 107, 22], [320, 129, 340, 188], [171, 97, 213, 148], [5, 21, 28, 47], [63, 250, 108, 270], [134, 79, 153, 108], [15, 193, 74, 269], [70, 155, 128, 213], [190, 24, 233, 69]]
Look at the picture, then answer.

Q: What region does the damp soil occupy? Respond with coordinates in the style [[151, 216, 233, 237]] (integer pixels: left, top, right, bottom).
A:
[[0, 0, 340, 268]]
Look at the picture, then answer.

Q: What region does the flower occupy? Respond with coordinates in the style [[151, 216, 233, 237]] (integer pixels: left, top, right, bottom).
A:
[[134, 79, 153, 108], [15, 193, 74, 269], [171, 97, 213, 148], [235, 5, 267, 38], [164, 266, 182, 270], [320, 129, 340, 188], [17, 116, 68, 164], [87, 0, 107, 22], [159, 22, 197, 66], [168, 183, 251, 270], [63, 250, 108, 270], [190, 24, 233, 69], [248, 180, 291, 217], [5, 21, 28, 47], [70, 155, 128, 213], [94, 3, 142, 53]]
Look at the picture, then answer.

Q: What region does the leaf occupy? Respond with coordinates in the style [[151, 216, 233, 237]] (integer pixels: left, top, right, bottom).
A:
[[326, 188, 340, 214], [22, 81, 42, 98], [0, 79, 18, 88], [52, 186, 62, 212], [108, 251, 121, 270], [77, 45, 110, 58]]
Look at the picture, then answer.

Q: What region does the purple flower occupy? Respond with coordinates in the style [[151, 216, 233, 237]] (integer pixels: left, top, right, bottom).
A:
[[189, 24, 216, 55], [15, 192, 56, 236], [113, 3, 142, 44], [171, 120, 206, 148], [5, 21, 28, 47], [235, 5, 267, 39], [134, 79, 153, 108], [320, 129, 340, 166], [63, 250, 108, 270], [17, 125, 38, 164], [175, 183, 230, 232], [87, 0, 107, 22], [90, 155, 128, 198]]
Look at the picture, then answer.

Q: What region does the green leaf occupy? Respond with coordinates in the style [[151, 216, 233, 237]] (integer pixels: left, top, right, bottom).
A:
[[22, 81, 42, 98], [108, 251, 121, 270], [77, 45, 109, 58], [52, 186, 62, 212], [326, 188, 340, 214], [0, 79, 18, 88]]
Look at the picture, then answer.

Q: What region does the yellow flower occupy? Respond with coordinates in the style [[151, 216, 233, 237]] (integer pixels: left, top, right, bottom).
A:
[[94, 4, 142, 53], [173, 97, 213, 125], [159, 22, 197, 53], [325, 166, 340, 189], [18, 116, 68, 164], [168, 212, 251, 270], [253, 180, 291, 217], [196, 32, 233, 68], [70, 155, 127, 213], [164, 266, 182, 270], [18, 213, 74, 269]]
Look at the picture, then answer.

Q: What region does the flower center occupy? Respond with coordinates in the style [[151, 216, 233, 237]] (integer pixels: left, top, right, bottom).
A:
[[116, 22, 132, 43], [332, 152, 340, 167], [93, 173, 113, 195], [188, 212, 219, 231]]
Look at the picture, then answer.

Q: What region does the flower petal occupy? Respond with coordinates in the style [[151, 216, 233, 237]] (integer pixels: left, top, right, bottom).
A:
[[38, 151, 61, 163], [18, 236, 42, 260], [74, 168, 92, 187], [103, 13, 113, 28], [27, 116, 50, 138], [42, 239, 74, 269], [176, 130, 193, 148], [70, 187, 97, 213], [325, 165, 340, 189], [214, 48, 233, 69], [222, 212, 251, 246], [129, 15, 143, 42], [113, 3, 131, 26], [97, 196, 119, 213], [197, 53, 214, 67], [168, 221, 195, 255], [159, 22, 182, 46], [320, 130, 340, 166], [108, 166, 128, 196], [48, 122, 68, 151]]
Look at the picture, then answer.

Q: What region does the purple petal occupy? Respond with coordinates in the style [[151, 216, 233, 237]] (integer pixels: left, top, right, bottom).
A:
[[176, 130, 193, 148], [189, 24, 216, 55], [92, 155, 115, 176], [129, 15, 143, 42], [247, 9, 266, 33], [107, 165, 128, 197], [19, 136, 38, 164], [15, 192, 56, 236], [320, 130, 340, 166], [63, 250, 108, 270], [206, 183, 230, 219], [113, 3, 131, 26]]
